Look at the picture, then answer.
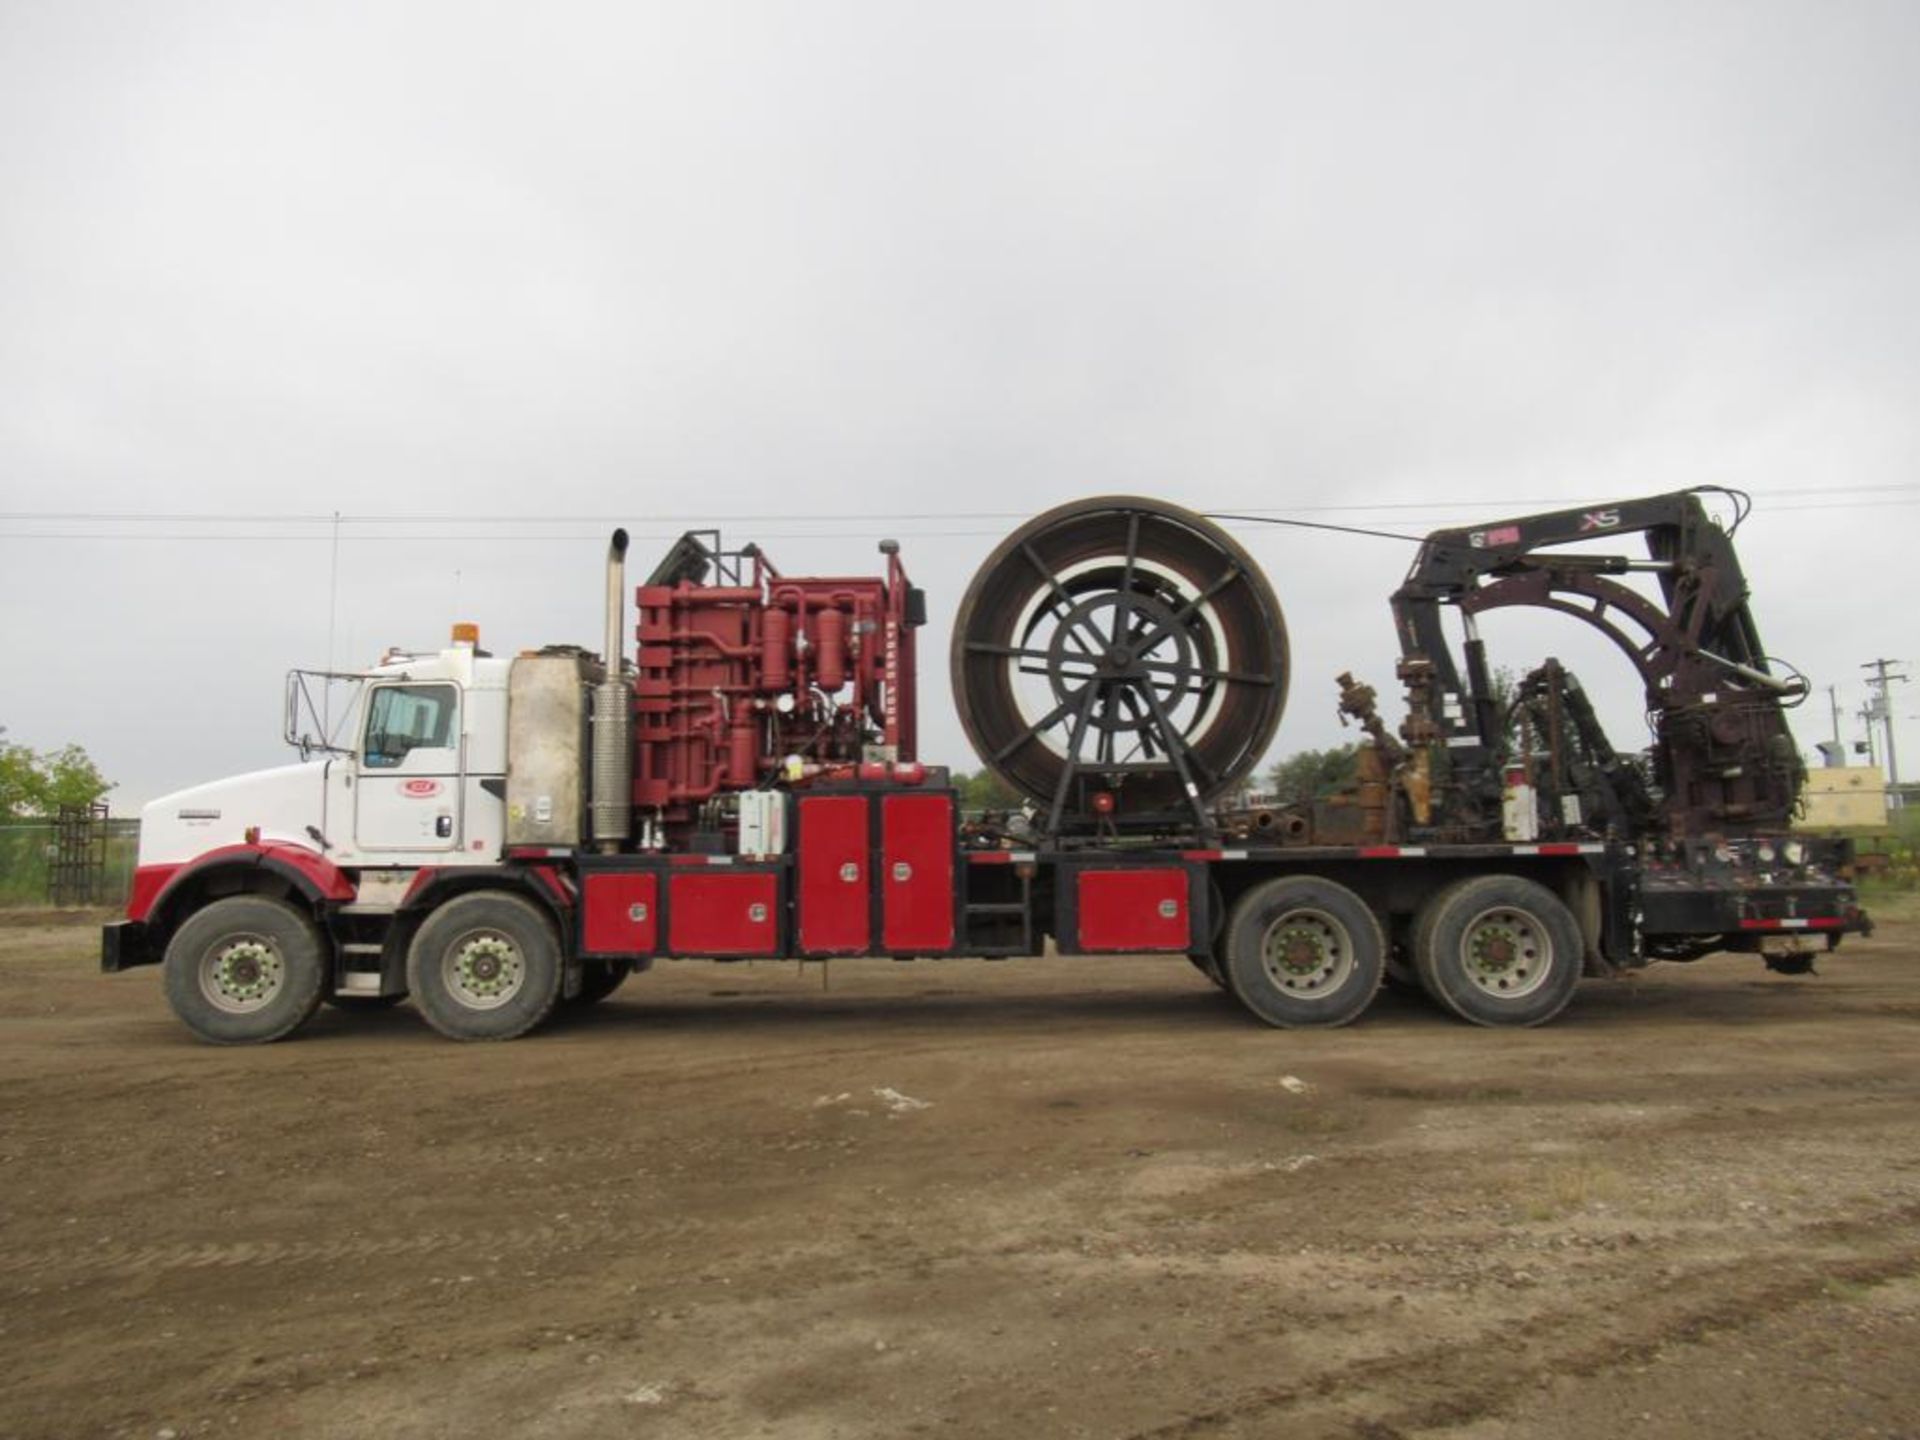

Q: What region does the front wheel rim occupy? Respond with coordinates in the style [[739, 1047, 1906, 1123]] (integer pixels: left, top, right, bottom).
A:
[[200, 934, 286, 1014], [1260, 907, 1355, 997], [1458, 906, 1553, 999], [442, 929, 526, 1010]]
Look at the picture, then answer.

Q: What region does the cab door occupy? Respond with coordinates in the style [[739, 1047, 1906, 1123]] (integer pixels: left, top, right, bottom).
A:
[[355, 682, 464, 853]]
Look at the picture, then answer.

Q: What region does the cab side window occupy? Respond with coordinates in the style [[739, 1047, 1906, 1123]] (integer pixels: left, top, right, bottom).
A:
[[362, 684, 458, 769]]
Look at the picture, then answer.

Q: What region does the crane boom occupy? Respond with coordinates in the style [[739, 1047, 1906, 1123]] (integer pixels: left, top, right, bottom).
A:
[[1389, 487, 1805, 838]]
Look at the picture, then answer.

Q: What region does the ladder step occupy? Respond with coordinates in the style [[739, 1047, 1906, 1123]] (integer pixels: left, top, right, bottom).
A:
[[340, 942, 385, 954], [336, 903, 397, 916], [965, 903, 1030, 915]]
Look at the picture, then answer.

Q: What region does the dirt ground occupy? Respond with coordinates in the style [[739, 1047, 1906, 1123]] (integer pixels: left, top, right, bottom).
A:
[[2, 905, 1918, 1440]]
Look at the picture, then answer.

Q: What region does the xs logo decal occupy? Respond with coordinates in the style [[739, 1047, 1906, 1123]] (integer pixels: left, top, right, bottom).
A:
[[1580, 509, 1622, 532]]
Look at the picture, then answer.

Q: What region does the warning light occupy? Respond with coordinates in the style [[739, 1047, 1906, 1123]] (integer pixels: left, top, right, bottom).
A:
[[1091, 791, 1116, 815], [243, 826, 261, 846], [451, 622, 480, 646]]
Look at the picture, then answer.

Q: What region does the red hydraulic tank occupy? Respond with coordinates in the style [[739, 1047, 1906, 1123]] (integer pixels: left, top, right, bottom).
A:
[[729, 715, 760, 785], [761, 606, 791, 691], [814, 606, 848, 692]]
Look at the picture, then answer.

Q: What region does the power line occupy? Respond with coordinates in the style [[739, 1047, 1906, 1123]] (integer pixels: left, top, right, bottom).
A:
[[2, 486, 1917, 546], [0, 529, 1026, 543], [1202, 512, 1424, 543], [0, 510, 1041, 525], [1, 482, 1915, 528], [9, 510, 1919, 544]]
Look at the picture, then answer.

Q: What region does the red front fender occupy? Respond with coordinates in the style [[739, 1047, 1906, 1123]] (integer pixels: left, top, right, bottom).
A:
[[135, 843, 356, 929]]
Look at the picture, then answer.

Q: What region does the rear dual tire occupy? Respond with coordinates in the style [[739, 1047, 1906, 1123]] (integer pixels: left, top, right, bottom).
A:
[[1412, 875, 1582, 1027], [1222, 876, 1384, 1028]]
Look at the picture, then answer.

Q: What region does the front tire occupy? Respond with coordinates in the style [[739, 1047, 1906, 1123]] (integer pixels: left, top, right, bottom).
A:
[[1412, 875, 1583, 1027], [1222, 876, 1384, 1028], [162, 895, 328, 1045], [407, 892, 563, 1041]]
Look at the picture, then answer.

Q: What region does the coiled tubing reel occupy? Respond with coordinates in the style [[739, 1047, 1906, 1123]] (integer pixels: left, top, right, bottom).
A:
[[951, 497, 1289, 837]]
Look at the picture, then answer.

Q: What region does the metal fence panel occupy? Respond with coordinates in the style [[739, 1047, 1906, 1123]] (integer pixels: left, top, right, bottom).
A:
[[0, 817, 138, 907]]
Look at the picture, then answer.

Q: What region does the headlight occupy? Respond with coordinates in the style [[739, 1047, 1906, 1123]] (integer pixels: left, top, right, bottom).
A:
[[1783, 840, 1805, 866]]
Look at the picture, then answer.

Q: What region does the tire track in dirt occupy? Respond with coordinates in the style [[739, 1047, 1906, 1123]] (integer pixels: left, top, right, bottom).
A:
[[1120, 1206, 1920, 1438], [0, 1216, 646, 1287]]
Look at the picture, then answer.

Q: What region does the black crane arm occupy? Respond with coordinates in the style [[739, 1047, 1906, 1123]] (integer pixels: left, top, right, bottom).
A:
[[1387, 487, 1806, 837]]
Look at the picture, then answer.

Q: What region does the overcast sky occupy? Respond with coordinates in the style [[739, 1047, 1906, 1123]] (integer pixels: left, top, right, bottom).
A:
[[2, 1, 1917, 811]]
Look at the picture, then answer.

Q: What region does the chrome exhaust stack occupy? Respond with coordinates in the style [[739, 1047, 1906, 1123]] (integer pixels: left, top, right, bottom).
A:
[[590, 528, 632, 852]]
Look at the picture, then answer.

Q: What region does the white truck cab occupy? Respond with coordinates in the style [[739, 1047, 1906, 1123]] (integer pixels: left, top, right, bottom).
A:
[[105, 623, 625, 1045], [137, 636, 511, 877]]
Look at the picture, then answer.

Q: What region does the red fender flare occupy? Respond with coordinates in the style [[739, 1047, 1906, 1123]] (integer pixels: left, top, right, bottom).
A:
[[398, 864, 574, 916], [136, 843, 356, 930]]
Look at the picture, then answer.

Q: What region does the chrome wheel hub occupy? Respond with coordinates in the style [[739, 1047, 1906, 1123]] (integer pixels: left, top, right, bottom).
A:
[[1460, 907, 1552, 998], [201, 936, 284, 1014], [1260, 908, 1354, 996], [445, 932, 524, 1010]]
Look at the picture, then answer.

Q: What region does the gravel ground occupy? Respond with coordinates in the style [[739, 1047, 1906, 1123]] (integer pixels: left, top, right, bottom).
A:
[[2, 902, 1916, 1440]]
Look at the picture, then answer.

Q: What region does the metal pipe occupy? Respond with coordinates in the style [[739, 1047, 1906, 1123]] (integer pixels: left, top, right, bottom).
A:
[[1697, 649, 1807, 696], [603, 528, 628, 667], [591, 528, 632, 852]]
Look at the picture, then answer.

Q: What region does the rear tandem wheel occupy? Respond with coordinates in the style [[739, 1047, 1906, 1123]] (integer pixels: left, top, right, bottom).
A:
[[406, 891, 564, 1041], [1411, 875, 1583, 1027], [1221, 875, 1384, 1028]]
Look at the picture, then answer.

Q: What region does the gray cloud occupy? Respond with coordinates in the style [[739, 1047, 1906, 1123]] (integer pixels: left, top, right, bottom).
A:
[[2, 1, 1916, 805]]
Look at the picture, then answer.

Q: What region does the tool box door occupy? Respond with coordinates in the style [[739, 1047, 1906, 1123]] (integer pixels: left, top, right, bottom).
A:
[[580, 872, 659, 957], [1074, 867, 1193, 952], [880, 792, 955, 953], [667, 871, 781, 957], [797, 795, 871, 955]]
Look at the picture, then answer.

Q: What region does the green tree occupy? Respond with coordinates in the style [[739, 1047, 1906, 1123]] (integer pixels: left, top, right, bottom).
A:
[[0, 729, 113, 819], [953, 768, 1021, 811], [0, 738, 38, 819], [1263, 744, 1359, 806], [40, 744, 112, 811]]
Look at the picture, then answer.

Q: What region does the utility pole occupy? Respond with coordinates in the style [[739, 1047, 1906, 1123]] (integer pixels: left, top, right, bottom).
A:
[[1861, 658, 1909, 786], [1828, 685, 1842, 749], [324, 510, 342, 740]]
